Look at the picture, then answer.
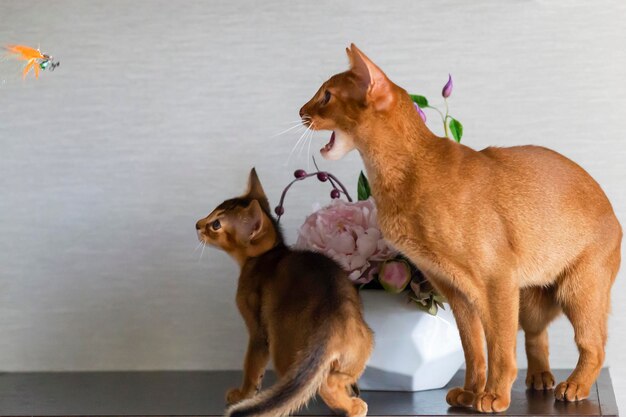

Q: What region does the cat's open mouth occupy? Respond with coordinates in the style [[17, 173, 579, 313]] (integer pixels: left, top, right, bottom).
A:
[[320, 130, 356, 160], [321, 131, 336, 153]]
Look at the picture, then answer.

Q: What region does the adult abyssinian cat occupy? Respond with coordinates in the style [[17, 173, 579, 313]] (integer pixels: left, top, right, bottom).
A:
[[299, 44, 622, 412], [196, 169, 373, 417]]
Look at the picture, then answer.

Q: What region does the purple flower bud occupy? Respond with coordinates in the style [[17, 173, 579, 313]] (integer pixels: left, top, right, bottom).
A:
[[294, 169, 307, 179], [274, 205, 284, 216], [442, 74, 453, 98], [418, 107, 427, 123], [330, 189, 340, 199], [317, 172, 329, 182], [414, 103, 427, 123]]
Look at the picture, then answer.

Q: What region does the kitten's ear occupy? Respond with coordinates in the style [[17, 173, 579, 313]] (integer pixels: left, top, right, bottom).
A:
[[245, 199, 265, 243], [245, 168, 270, 213], [348, 43, 394, 111]]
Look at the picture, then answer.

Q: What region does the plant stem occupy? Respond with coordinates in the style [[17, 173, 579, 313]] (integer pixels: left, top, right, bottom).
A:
[[427, 105, 446, 123], [327, 173, 353, 202], [276, 169, 353, 222], [426, 105, 450, 138], [311, 157, 353, 202], [443, 99, 450, 139]]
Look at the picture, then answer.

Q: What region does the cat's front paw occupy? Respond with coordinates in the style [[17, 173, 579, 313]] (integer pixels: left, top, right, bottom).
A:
[[526, 370, 555, 390], [446, 387, 475, 408], [226, 387, 248, 405], [555, 380, 591, 402], [474, 391, 511, 413]]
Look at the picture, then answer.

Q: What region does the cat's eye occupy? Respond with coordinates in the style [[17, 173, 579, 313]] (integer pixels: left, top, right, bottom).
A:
[[321, 90, 331, 105], [211, 219, 221, 231]]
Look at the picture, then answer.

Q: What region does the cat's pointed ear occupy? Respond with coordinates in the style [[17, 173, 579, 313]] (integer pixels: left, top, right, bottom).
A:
[[245, 168, 270, 213], [245, 199, 266, 243], [346, 46, 355, 67], [348, 43, 394, 111]]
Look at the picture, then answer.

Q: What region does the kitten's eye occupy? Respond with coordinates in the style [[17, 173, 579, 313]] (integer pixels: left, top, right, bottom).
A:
[[211, 219, 221, 231], [321, 90, 331, 105]]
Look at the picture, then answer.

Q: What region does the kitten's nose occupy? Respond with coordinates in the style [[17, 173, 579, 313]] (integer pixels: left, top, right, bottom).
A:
[[195, 221, 202, 230], [299, 106, 305, 118]]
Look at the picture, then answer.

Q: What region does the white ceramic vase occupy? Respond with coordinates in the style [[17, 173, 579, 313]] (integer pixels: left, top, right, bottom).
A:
[[358, 290, 465, 391]]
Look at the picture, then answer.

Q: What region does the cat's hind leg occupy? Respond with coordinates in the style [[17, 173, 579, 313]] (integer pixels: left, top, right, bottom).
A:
[[554, 244, 619, 401], [320, 332, 372, 417], [319, 372, 368, 417], [519, 286, 561, 390]]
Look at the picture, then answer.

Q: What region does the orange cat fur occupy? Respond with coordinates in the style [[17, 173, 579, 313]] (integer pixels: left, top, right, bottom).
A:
[[299, 44, 622, 412], [196, 169, 373, 417]]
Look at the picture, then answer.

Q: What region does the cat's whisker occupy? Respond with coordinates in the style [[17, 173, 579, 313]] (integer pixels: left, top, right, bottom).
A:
[[286, 125, 312, 167], [299, 125, 313, 163], [305, 126, 316, 159], [296, 128, 309, 160], [306, 124, 316, 170], [298, 124, 314, 161], [281, 119, 309, 124], [272, 123, 306, 137], [275, 125, 306, 144], [278, 117, 310, 129], [199, 242, 206, 261], [192, 240, 203, 254]]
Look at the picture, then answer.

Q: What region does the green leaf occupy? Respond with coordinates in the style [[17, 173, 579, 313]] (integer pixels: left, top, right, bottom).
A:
[[449, 118, 463, 142], [413, 300, 430, 313], [432, 294, 447, 304], [428, 301, 438, 316], [409, 94, 429, 108], [357, 171, 371, 201], [412, 296, 438, 316]]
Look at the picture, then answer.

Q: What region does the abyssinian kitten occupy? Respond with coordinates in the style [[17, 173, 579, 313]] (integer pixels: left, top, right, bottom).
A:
[[195, 168, 373, 417], [299, 44, 622, 412]]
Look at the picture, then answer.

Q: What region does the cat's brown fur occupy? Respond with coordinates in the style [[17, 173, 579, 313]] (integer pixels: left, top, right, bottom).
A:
[[299, 44, 622, 412], [196, 169, 373, 417]]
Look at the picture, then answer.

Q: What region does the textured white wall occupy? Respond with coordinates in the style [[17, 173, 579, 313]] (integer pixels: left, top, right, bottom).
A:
[[1, 0, 625, 408]]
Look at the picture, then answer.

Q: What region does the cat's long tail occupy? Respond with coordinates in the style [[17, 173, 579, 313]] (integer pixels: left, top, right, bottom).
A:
[[224, 338, 334, 417]]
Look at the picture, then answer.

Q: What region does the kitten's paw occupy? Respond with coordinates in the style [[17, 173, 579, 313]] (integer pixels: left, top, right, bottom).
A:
[[225, 387, 247, 405], [555, 381, 591, 402], [348, 398, 368, 417], [446, 387, 475, 408], [474, 391, 511, 413], [526, 371, 555, 390]]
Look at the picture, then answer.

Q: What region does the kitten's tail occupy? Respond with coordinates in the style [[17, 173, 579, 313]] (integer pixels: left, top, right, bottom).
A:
[[224, 337, 334, 417]]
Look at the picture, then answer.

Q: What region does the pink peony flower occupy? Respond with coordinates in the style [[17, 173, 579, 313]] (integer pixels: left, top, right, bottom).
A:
[[296, 197, 397, 283]]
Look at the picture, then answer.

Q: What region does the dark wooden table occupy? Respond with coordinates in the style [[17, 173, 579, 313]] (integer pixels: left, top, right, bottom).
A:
[[0, 369, 617, 416]]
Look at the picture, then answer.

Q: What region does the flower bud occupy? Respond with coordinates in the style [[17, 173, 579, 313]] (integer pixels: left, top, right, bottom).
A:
[[330, 189, 340, 199], [274, 205, 284, 216], [442, 74, 453, 98], [294, 169, 307, 179], [317, 172, 329, 182], [379, 260, 411, 293], [414, 102, 427, 123]]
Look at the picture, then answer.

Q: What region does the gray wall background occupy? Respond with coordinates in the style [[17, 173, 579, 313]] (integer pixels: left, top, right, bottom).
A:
[[1, 0, 625, 407]]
